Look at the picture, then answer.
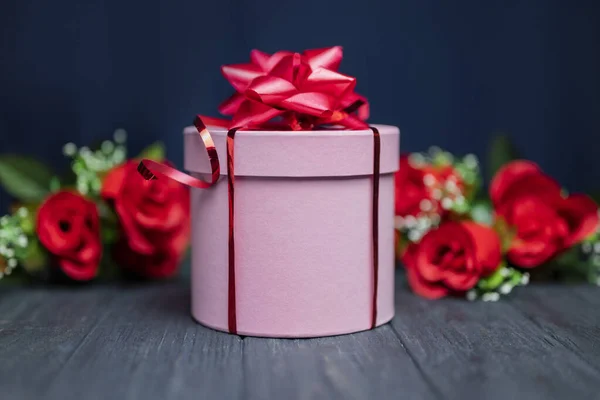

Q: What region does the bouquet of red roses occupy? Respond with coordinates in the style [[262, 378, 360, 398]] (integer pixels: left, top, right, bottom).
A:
[[0, 130, 190, 282], [395, 139, 600, 301]]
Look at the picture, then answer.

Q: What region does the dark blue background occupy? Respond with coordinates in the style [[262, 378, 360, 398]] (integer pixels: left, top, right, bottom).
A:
[[1, 0, 599, 211]]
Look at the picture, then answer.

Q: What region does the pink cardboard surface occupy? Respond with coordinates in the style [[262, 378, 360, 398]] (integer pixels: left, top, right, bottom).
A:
[[186, 125, 400, 338]]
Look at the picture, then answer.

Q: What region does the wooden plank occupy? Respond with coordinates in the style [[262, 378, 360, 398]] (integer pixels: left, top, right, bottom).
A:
[[0, 281, 244, 400], [242, 324, 439, 400], [0, 285, 119, 399], [391, 274, 600, 400], [508, 283, 600, 372]]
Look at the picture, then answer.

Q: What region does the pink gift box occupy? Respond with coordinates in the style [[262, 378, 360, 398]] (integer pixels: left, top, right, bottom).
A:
[[184, 124, 400, 338]]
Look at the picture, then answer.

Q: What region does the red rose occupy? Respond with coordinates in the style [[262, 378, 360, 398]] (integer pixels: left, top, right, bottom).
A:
[[36, 191, 102, 281], [491, 161, 599, 268], [402, 221, 502, 299], [101, 160, 190, 279], [395, 155, 429, 217]]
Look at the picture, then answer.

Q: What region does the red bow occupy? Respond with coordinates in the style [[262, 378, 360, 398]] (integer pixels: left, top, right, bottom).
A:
[[216, 46, 370, 130]]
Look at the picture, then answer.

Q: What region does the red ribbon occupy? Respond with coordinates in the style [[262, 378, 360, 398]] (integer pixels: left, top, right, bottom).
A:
[[138, 46, 381, 334]]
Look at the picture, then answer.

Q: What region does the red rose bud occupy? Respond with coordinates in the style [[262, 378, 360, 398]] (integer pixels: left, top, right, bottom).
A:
[[36, 191, 102, 281], [402, 221, 502, 299], [490, 161, 599, 268], [101, 160, 190, 279]]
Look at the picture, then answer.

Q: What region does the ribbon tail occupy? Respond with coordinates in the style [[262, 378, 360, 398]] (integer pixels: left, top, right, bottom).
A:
[[137, 116, 221, 189], [370, 126, 380, 329]]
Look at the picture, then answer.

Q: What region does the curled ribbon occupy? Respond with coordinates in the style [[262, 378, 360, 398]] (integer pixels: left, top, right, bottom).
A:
[[138, 46, 380, 334]]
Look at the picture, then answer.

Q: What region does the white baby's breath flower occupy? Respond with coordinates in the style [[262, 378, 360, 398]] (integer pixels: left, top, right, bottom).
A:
[[482, 292, 500, 302], [404, 215, 417, 229], [101, 140, 115, 154], [466, 290, 477, 301], [419, 199, 433, 212], [431, 188, 442, 200], [408, 153, 426, 168], [499, 283, 512, 295], [407, 229, 423, 242], [464, 154, 478, 169], [521, 273, 530, 285], [113, 129, 127, 144], [423, 174, 436, 187], [17, 235, 28, 248], [441, 197, 453, 210], [17, 207, 28, 218], [63, 142, 77, 156], [7, 258, 17, 268]]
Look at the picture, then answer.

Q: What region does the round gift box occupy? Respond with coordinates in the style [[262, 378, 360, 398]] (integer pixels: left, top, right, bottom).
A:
[[184, 124, 400, 338]]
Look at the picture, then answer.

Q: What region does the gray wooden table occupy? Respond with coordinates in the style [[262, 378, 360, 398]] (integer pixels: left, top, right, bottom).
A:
[[1, 271, 600, 400]]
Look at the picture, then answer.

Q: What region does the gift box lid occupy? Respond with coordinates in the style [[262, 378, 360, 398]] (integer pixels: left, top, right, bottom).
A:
[[184, 125, 400, 178]]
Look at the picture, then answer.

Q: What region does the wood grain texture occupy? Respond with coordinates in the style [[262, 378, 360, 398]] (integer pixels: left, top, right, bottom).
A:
[[392, 274, 600, 400], [1, 273, 600, 400]]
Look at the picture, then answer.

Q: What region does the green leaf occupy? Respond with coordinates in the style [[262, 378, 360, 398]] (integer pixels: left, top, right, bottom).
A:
[[487, 135, 520, 182], [20, 237, 48, 275], [0, 155, 54, 202], [137, 142, 165, 161]]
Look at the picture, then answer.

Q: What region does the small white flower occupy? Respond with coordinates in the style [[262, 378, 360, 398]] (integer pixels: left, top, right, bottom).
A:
[[79, 146, 91, 156], [404, 215, 417, 229], [0, 216, 8, 226], [407, 229, 423, 242], [466, 290, 477, 301], [17, 235, 28, 248], [417, 217, 430, 230], [5, 248, 14, 258], [520, 273, 530, 285], [0, 245, 6, 255], [62, 142, 77, 156], [7, 258, 17, 268], [17, 207, 28, 218], [594, 242, 600, 254], [101, 140, 115, 154], [445, 179, 458, 193], [408, 153, 426, 168], [499, 283, 512, 295], [464, 154, 479, 169], [76, 179, 89, 195], [428, 146, 441, 156], [499, 267, 510, 277], [113, 129, 127, 144], [454, 195, 465, 206], [482, 292, 500, 302], [419, 199, 433, 212], [441, 197, 453, 210], [431, 188, 442, 200], [595, 277, 600, 287], [430, 214, 441, 226], [112, 147, 126, 163], [423, 174, 436, 187]]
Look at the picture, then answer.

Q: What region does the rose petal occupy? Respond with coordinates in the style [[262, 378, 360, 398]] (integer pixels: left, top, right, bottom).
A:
[[406, 266, 449, 299], [555, 194, 600, 247], [490, 161, 561, 207], [461, 221, 502, 276], [101, 163, 127, 200]]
